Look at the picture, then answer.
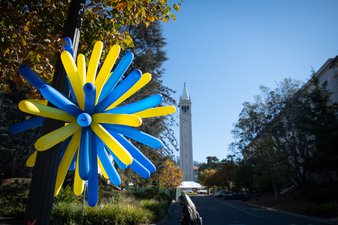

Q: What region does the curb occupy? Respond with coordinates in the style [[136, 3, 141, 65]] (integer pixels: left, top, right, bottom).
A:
[[242, 200, 337, 225], [152, 200, 175, 225]]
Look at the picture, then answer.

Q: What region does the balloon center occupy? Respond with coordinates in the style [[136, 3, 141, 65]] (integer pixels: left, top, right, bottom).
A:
[[77, 113, 92, 127]]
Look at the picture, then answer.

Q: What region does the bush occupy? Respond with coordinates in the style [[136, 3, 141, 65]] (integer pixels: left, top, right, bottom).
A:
[[0, 179, 28, 217], [141, 199, 170, 222], [306, 202, 338, 218], [51, 202, 153, 225]]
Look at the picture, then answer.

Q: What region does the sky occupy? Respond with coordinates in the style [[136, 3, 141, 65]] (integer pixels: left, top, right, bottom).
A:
[[160, 0, 338, 163]]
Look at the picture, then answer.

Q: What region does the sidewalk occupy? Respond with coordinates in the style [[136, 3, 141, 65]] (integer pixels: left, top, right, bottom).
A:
[[155, 201, 182, 225]]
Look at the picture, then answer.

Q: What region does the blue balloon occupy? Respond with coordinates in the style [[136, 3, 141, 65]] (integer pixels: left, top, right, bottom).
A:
[[19, 65, 46, 90], [68, 153, 76, 172], [105, 94, 162, 114], [77, 113, 92, 127], [96, 138, 121, 186], [79, 128, 91, 180], [39, 84, 82, 116], [110, 132, 156, 173], [104, 145, 128, 170], [63, 37, 74, 56], [87, 135, 98, 207], [99, 52, 134, 102], [19, 65, 82, 116], [9, 117, 45, 134], [130, 159, 151, 178], [83, 83, 96, 114], [95, 69, 141, 113], [104, 124, 163, 149]]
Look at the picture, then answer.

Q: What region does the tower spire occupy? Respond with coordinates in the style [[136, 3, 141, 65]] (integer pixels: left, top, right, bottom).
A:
[[181, 82, 190, 100]]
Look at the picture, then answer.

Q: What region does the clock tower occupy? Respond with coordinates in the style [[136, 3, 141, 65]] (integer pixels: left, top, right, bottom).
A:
[[179, 83, 194, 181]]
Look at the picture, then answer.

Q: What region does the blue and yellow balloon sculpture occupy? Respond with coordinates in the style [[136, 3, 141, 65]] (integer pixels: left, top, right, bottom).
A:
[[9, 38, 176, 206]]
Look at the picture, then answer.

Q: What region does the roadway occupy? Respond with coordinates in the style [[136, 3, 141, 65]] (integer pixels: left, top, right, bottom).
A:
[[162, 195, 336, 225]]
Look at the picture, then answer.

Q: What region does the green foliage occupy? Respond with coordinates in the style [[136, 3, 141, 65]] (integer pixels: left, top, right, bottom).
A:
[[0, 0, 181, 95], [54, 185, 80, 204], [141, 199, 170, 222], [51, 199, 161, 224], [0, 178, 29, 217]]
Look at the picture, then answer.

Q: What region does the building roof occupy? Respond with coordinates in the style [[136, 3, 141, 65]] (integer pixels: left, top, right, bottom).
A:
[[178, 181, 203, 189]]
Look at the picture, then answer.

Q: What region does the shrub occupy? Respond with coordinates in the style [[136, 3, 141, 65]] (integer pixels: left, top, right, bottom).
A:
[[141, 199, 169, 222], [51, 202, 154, 225]]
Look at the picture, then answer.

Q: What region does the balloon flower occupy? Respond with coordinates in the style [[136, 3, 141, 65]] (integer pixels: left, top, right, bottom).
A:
[[9, 38, 176, 206]]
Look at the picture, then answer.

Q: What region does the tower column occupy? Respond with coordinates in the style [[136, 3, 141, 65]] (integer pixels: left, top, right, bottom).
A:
[[179, 83, 193, 181]]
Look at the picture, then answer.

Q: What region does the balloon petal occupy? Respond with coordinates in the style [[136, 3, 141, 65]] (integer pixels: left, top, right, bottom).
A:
[[19, 65, 82, 116], [104, 124, 163, 149], [77, 54, 86, 85], [74, 151, 85, 196], [87, 135, 98, 207], [105, 146, 128, 170], [99, 51, 134, 102], [19, 100, 75, 122], [9, 117, 45, 134], [86, 41, 103, 84], [83, 83, 96, 114], [39, 84, 82, 116], [98, 158, 109, 179], [130, 159, 151, 178], [106, 73, 152, 110], [35, 121, 80, 151], [91, 122, 133, 165], [92, 113, 142, 127], [95, 69, 141, 113], [105, 94, 162, 114], [79, 127, 91, 180], [95, 45, 121, 102], [18, 65, 45, 90], [134, 106, 176, 118], [62, 37, 73, 56], [110, 132, 156, 173], [26, 151, 37, 167], [61, 51, 85, 109], [54, 131, 81, 196], [97, 142, 121, 186]]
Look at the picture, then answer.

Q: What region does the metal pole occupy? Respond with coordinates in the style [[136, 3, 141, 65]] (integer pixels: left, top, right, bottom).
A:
[[25, 1, 85, 224]]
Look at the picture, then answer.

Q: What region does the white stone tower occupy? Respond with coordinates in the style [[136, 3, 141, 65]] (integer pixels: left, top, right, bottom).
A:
[[179, 83, 194, 181]]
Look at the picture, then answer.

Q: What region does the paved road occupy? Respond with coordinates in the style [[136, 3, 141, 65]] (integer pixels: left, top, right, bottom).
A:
[[163, 195, 336, 225]]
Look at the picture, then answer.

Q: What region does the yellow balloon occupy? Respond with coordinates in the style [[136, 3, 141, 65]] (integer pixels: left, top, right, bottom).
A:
[[91, 122, 132, 165], [54, 130, 81, 196], [61, 51, 85, 109], [134, 106, 176, 118], [86, 41, 103, 84], [98, 157, 109, 179], [106, 73, 152, 110], [28, 99, 48, 105], [35, 121, 80, 151], [77, 54, 86, 86], [95, 45, 121, 103], [26, 151, 37, 167], [19, 100, 75, 122], [74, 151, 84, 196], [92, 113, 142, 127]]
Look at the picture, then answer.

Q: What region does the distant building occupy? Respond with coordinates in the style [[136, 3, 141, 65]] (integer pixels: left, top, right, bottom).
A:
[[179, 83, 194, 181]]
